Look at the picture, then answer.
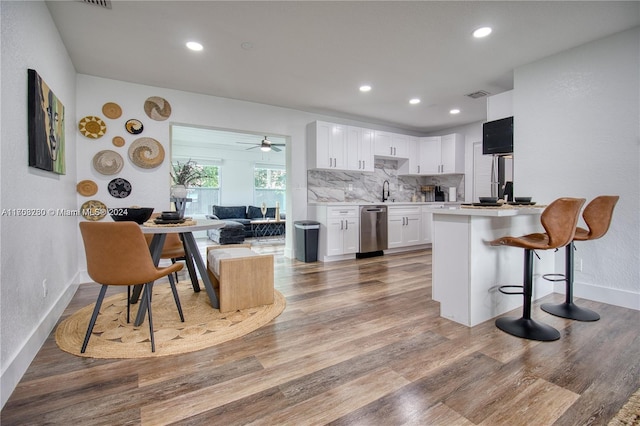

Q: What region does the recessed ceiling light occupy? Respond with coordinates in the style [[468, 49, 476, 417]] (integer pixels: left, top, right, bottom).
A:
[[186, 41, 203, 51], [359, 85, 372, 92], [409, 98, 421, 105], [241, 42, 254, 50], [473, 27, 492, 38], [450, 109, 461, 114]]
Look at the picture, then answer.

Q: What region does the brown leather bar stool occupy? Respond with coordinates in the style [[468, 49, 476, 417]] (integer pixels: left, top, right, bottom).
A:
[[490, 197, 585, 341], [541, 195, 619, 321]]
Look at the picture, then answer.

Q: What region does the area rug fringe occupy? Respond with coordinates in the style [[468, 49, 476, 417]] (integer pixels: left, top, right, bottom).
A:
[[609, 387, 640, 426], [55, 281, 285, 358]]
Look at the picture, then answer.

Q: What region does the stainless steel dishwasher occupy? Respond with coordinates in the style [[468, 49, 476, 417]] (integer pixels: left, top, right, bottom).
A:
[[358, 205, 388, 258]]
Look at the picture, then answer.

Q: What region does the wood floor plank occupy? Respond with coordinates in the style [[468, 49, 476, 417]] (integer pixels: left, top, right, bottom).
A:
[[2, 244, 638, 426]]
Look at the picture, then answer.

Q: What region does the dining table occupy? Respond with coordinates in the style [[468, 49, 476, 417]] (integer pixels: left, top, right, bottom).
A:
[[131, 218, 226, 326]]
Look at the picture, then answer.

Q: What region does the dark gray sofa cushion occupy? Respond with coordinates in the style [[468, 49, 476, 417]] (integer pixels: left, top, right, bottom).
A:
[[207, 220, 245, 244], [211, 205, 247, 220]]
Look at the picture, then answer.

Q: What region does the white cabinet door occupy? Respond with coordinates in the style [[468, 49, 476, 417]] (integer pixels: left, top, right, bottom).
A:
[[375, 131, 408, 158], [418, 134, 464, 174], [346, 126, 374, 172], [387, 206, 422, 248], [359, 129, 374, 172], [390, 134, 408, 158], [404, 213, 421, 245], [343, 217, 359, 254], [326, 218, 346, 257], [309, 121, 346, 170], [374, 131, 393, 157], [325, 207, 359, 256], [399, 137, 419, 175], [346, 126, 361, 171], [440, 133, 465, 174], [387, 214, 405, 248], [419, 137, 441, 174]]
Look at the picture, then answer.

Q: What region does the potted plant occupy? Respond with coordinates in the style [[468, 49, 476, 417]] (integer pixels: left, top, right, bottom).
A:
[[170, 159, 210, 198]]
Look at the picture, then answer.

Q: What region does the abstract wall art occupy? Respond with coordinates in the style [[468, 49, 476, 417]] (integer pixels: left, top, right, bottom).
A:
[[28, 69, 65, 174]]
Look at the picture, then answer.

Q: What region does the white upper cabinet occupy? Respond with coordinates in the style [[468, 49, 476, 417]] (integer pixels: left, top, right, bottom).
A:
[[418, 136, 442, 175], [309, 121, 463, 175], [398, 137, 420, 174], [308, 121, 347, 170], [417, 134, 464, 175], [346, 126, 374, 172], [440, 133, 465, 174], [374, 131, 408, 158]]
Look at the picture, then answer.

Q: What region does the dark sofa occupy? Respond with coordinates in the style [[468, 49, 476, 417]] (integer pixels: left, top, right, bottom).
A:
[[206, 205, 285, 244]]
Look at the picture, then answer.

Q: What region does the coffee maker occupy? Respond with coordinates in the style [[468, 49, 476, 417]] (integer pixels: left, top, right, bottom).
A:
[[434, 186, 445, 202]]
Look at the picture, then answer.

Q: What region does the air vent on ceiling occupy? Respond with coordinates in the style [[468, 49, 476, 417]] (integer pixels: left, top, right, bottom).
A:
[[79, 0, 112, 9], [465, 90, 491, 99]]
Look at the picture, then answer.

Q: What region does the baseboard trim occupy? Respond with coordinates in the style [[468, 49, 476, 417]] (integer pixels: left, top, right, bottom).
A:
[[552, 280, 640, 311], [1, 277, 79, 408]]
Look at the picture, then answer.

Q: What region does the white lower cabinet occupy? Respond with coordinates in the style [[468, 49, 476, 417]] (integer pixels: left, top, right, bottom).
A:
[[387, 206, 421, 248], [309, 205, 359, 261]]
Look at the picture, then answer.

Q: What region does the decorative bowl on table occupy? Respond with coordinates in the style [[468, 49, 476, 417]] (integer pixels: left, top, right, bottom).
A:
[[160, 211, 181, 220], [514, 197, 532, 203], [110, 207, 154, 224], [478, 197, 498, 204]]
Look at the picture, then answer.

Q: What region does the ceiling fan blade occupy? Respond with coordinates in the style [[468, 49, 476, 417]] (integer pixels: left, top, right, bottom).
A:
[[245, 146, 259, 150], [271, 146, 282, 152], [236, 142, 257, 145]]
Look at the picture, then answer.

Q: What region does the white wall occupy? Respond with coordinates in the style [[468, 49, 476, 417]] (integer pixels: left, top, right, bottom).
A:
[[1, 1, 79, 407], [515, 27, 639, 307]]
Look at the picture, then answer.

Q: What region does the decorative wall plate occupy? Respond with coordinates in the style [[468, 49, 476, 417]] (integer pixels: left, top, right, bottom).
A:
[[78, 116, 107, 139], [76, 180, 98, 197], [128, 137, 165, 169], [112, 136, 125, 147], [102, 102, 122, 119], [81, 200, 107, 221], [108, 178, 131, 198], [93, 150, 124, 175], [125, 119, 144, 134], [144, 96, 172, 121]]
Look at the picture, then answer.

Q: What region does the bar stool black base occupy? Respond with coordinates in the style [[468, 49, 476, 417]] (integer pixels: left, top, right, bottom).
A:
[[495, 317, 560, 341], [540, 302, 600, 321]]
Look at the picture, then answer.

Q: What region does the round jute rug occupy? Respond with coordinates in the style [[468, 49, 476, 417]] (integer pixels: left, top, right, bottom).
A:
[[55, 281, 286, 358], [609, 387, 640, 426]]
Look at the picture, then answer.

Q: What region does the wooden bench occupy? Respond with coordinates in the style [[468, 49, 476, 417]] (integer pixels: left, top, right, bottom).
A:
[[206, 244, 274, 313]]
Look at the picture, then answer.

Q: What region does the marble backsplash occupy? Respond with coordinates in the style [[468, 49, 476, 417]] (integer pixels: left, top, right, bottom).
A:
[[308, 159, 465, 203]]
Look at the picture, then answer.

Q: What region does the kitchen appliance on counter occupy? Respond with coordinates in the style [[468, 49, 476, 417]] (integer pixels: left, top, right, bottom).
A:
[[421, 185, 435, 202], [434, 186, 445, 202], [357, 205, 387, 258]]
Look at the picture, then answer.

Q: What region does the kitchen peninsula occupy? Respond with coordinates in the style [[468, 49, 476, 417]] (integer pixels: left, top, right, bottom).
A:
[[424, 205, 554, 327]]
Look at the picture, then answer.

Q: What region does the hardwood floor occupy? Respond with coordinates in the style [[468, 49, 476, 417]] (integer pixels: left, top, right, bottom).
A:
[[2, 246, 639, 425]]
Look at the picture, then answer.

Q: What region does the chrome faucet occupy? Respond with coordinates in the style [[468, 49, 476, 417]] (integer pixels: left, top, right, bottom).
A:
[[382, 180, 390, 202]]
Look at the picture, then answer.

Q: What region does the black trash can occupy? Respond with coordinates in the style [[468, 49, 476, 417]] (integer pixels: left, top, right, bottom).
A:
[[294, 220, 320, 262]]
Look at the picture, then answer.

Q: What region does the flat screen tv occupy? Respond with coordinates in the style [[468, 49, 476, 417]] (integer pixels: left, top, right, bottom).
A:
[[483, 116, 513, 155]]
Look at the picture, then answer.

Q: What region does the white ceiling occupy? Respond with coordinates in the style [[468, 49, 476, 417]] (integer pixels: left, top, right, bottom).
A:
[[46, 1, 639, 133]]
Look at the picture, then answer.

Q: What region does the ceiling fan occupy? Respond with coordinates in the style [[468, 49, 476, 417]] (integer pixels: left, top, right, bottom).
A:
[[236, 136, 285, 152]]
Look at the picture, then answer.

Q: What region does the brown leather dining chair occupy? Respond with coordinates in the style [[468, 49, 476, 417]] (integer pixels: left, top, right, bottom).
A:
[[79, 221, 184, 353], [490, 197, 585, 341], [541, 195, 619, 321]]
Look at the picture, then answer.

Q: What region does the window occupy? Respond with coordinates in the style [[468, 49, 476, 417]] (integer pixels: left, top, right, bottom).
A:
[[184, 164, 220, 217], [254, 165, 286, 208]]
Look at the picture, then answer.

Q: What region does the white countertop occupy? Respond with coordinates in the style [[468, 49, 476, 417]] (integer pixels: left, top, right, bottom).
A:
[[424, 205, 545, 217], [308, 201, 459, 207]]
